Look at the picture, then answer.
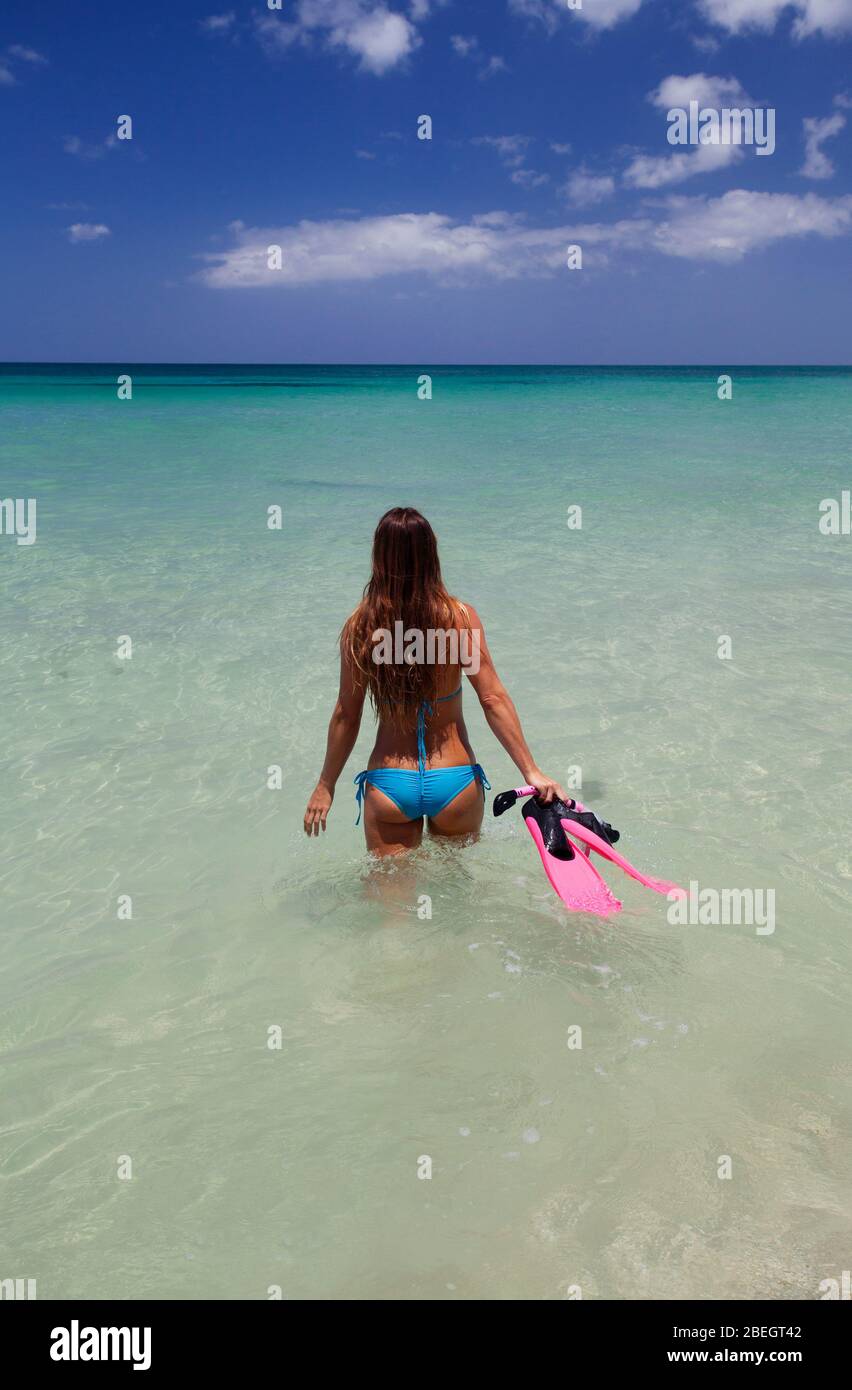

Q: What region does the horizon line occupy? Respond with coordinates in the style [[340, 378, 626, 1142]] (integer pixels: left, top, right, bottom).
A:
[[2, 361, 852, 370]]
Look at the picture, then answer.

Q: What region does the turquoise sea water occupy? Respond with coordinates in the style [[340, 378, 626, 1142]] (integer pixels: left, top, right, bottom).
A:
[[1, 364, 850, 1300]]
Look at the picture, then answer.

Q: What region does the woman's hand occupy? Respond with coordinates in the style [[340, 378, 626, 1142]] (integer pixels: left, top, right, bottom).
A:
[[304, 783, 333, 836], [526, 771, 569, 805]]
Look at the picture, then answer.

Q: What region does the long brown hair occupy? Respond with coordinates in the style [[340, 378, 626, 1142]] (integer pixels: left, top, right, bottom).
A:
[[342, 507, 467, 730]]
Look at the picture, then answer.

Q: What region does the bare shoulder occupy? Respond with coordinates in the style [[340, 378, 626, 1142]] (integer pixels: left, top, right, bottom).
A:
[[341, 602, 364, 637], [451, 598, 484, 633], [339, 606, 366, 673]]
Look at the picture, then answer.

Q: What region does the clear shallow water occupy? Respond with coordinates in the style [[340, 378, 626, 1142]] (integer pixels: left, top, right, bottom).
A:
[[1, 364, 850, 1300]]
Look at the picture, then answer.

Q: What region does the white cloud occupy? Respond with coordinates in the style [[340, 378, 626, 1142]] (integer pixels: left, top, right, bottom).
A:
[[653, 189, 852, 260], [699, 0, 790, 27], [475, 133, 545, 185], [63, 133, 119, 160], [800, 111, 846, 178], [473, 134, 532, 168], [199, 13, 236, 35], [338, 6, 417, 70], [575, 0, 645, 26], [699, 0, 852, 37], [450, 33, 507, 78], [471, 211, 528, 227], [506, 0, 561, 32], [67, 223, 111, 243], [561, 168, 616, 205], [254, 17, 302, 53], [255, 1, 420, 75], [1, 42, 48, 82], [7, 44, 48, 64], [199, 211, 641, 287], [624, 73, 752, 188], [511, 168, 550, 187], [625, 141, 744, 188], [198, 193, 852, 287], [649, 72, 752, 111], [508, 0, 645, 30]]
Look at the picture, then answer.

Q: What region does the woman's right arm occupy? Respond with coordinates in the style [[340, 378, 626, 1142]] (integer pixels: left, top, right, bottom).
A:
[[461, 604, 568, 805], [304, 643, 366, 836]]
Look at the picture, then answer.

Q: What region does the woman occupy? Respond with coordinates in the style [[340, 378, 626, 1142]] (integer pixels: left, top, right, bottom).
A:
[[304, 508, 567, 856]]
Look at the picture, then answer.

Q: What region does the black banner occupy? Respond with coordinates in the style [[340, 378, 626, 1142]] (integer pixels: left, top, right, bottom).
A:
[[1, 1298, 845, 1374]]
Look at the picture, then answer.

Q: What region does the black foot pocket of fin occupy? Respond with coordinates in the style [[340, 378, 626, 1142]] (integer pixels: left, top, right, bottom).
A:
[[522, 797, 576, 861], [560, 799, 620, 845]]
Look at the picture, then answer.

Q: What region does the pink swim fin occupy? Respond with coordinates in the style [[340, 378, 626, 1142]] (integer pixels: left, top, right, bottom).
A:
[[560, 803, 685, 899], [522, 797, 622, 917]]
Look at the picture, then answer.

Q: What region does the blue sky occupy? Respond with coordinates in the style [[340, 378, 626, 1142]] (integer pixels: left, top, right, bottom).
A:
[[2, 0, 852, 362]]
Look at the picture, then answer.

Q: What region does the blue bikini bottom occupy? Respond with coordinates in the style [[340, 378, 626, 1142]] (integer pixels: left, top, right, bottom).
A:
[[354, 764, 490, 824]]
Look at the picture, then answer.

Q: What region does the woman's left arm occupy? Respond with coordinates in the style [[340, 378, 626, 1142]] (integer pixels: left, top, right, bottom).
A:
[[304, 645, 366, 836]]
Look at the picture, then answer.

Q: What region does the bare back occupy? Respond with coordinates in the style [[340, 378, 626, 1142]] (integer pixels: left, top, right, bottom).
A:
[[367, 675, 476, 772]]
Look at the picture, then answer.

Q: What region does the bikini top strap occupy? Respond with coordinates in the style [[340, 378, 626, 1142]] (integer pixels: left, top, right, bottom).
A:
[[416, 701, 431, 775], [416, 686, 462, 774]]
